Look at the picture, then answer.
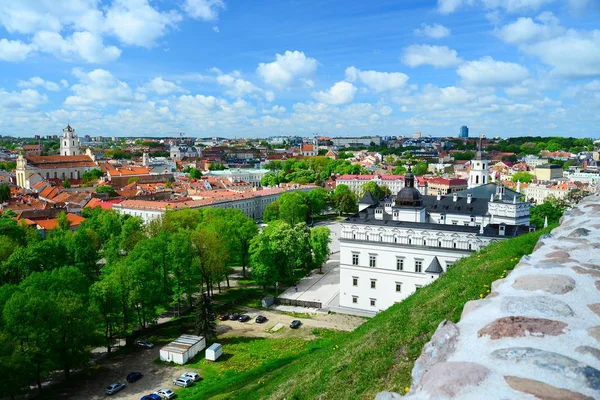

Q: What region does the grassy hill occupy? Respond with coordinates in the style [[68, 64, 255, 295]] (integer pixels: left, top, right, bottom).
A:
[[214, 227, 548, 400]]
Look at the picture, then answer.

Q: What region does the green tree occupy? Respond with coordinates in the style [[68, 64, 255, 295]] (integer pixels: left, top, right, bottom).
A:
[[332, 184, 358, 214], [360, 182, 390, 200], [279, 192, 309, 225], [261, 172, 280, 187], [226, 210, 258, 278], [89, 277, 121, 354], [263, 201, 280, 222], [96, 185, 117, 197], [412, 161, 429, 176], [511, 172, 534, 183], [194, 294, 217, 340], [188, 168, 202, 179], [191, 227, 229, 297], [310, 227, 331, 273], [529, 201, 566, 227], [62, 179, 71, 188], [307, 188, 328, 216], [392, 165, 407, 175], [0, 184, 10, 201], [57, 211, 71, 232]]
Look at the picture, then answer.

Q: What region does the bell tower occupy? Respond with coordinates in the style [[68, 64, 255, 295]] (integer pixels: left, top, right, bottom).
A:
[[61, 124, 80, 156], [468, 135, 489, 189]]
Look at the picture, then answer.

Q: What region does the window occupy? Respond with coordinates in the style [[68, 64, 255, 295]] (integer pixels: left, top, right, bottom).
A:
[[352, 277, 358, 286], [370, 299, 376, 307], [370, 280, 376, 289], [369, 255, 377, 268], [408, 238, 412, 245], [453, 242, 457, 249], [469, 244, 473, 250], [394, 236, 397, 243], [352, 254, 359, 266], [415, 260, 423, 273], [446, 262, 454, 268], [395, 283, 402, 292], [438, 241, 442, 247], [352, 296, 358, 304], [415, 285, 422, 290], [396, 258, 404, 271], [452, 221, 458, 225]]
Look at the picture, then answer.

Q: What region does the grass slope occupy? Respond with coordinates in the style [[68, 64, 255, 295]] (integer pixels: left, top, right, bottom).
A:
[[220, 228, 549, 400]]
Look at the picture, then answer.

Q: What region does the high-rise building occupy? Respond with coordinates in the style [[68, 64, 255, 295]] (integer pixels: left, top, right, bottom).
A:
[[460, 125, 469, 138]]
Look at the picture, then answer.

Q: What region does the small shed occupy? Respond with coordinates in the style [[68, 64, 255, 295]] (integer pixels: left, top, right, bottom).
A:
[[205, 343, 223, 361], [159, 334, 205, 365], [262, 295, 274, 307]]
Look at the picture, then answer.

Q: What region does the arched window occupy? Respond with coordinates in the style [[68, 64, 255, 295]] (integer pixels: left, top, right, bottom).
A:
[[475, 176, 479, 184]]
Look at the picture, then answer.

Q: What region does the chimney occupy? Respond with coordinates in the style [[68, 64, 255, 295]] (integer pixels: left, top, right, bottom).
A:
[[453, 192, 458, 202], [467, 193, 472, 204]]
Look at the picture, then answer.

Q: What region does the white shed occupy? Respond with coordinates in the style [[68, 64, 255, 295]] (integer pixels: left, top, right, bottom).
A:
[[159, 334, 206, 365], [205, 343, 223, 361]]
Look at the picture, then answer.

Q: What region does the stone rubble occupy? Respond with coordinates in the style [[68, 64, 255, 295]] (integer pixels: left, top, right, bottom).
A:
[[377, 193, 600, 399]]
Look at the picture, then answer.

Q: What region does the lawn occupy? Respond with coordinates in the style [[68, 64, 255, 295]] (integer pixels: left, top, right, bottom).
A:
[[174, 330, 338, 399]]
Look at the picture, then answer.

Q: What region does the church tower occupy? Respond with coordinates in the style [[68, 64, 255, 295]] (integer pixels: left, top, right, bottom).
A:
[[468, 135, 489, 189], [61, 124, 80, 156]]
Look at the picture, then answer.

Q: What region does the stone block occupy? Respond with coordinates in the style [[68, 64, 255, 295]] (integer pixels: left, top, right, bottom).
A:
[[504, 376, 593, 400], [410, 320, 459, 386], [501, 296, 574, 317], [478, 316, 567, 340], [512, 274, 576, 294]]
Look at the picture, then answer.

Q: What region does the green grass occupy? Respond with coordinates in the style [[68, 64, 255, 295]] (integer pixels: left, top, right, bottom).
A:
[[205, 227, 550, 400], [175, 331, 338, 399], [211, 287, 278, 311]]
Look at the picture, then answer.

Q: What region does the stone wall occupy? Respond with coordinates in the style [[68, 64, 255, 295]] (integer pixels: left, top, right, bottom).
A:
[[377, 193, 600, 400]]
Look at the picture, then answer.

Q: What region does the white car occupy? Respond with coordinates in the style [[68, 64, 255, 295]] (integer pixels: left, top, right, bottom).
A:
[[173, 376, 194, 387], [154, 388, 177, 399], [105, 382, 126, 395], [181, 372, 201, 382]]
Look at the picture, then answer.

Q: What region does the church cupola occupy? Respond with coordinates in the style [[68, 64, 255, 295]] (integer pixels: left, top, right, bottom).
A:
[[468, 135, 489, 189], [395, 167, 423, 207]]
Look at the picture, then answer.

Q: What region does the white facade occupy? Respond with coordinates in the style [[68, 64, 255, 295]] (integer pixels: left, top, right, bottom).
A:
[[61, 124, 80, 156], [159, 335, 205, 365], [468, 156, 490, 188], [170, 145, 201, 160], [204, 169, 269, 188], [336, 175, 427, 196]]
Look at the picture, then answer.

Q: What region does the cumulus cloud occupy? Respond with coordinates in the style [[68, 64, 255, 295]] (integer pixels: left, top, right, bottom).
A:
[[33, 31, 121, 63], [216, 73, 264, 98], [142, 77, 186, 95], [18, 77, 61, 91], [257, 50, 318, 90], [65, 68, 134, 108], [457, 56, 529, 86], [312, 81, 357, 105], [438, 0, 557, 14], [0, 38, 34, 61], [183, 0, 225, 21], [414, 23, 451, 39], [495, 12, 564, 44], [402, 45, 462, 68], [345, 67, 409, 92], [0, 88, 47, 110]]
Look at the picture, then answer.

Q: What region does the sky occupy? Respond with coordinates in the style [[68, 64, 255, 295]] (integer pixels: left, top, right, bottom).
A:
[[0, 0, 599, 138]]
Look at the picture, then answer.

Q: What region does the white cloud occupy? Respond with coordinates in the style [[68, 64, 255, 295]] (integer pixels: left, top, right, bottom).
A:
[[495, 13, 564, 44], [457, 56, 529, 86], [523, 30, 600, 78], [142, 77, 186, 95], [0, 38, 34, 61], [401, 45, 462, 68], [438, 0, 557, 14], [184, 0, 225, 21], [380, 105, 393, 116], [18, 77, 61, 91], [65, 68, 133, 108], [61, 79, 69, 88], [312, 81, 357, 105], [105, 0, 182, 48], [216, 73, 263, 98], [32, 31, 121, 63], [0, 88, 47, 110], [257, 50, 318, 90], [414, 23, 451, 39], [262, 105, 286, 114], [345, 67, 409, 92], [437, 0, 471, 14], [213, 26, 220, 33]]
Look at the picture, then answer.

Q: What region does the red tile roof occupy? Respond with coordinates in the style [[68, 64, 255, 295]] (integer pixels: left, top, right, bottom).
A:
[[26, 155, 96, 169], [36, 213, 85, 230]]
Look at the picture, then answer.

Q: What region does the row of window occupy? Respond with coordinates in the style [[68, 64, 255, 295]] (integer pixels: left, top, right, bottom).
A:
[[348, 233, 475, 250], [351, 286, 423, 308], [352, 277, 403, 292]]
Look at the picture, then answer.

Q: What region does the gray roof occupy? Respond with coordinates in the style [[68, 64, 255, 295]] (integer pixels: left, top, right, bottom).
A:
[[422, 195, 489, 216], [455, 183, 520, 200], [425, 257, 443, 274], [359, 190, 378, 205]]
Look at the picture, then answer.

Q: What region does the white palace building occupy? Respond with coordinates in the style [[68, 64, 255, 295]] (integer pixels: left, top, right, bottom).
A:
[[338, 150, 533, 315]]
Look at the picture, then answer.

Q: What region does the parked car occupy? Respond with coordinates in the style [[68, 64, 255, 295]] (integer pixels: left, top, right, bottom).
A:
[[218, 314, 229, 321], [135, 339, 154, 349], [140, 395, 161, 400], [105, 383, 126, 395], [154, 388, 177, 399], [181, 372, 201, 382], [229, 312, 241, 320], [290, 320, 302, 329], [255, 315, 267, 323], [173, 376, 194, 387], [238, 314, 251, 322], [126, 372, 143, 383]]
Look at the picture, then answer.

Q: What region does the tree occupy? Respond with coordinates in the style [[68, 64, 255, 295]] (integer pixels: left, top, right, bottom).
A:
[[57, 211, 71, 232], [0, 184, 10, 201], [62, 179, 71, 188], [82, 168, 103, 182], [392, 165, 407, 175], [360, 182, 390, 200], [307, 188, 328, 216], [96, 185, 117, 197], [263, 201, 279, 222], [194, 294, 217, 340], [89, 277, 121, 354], [261, 172, 280, 187], [191, 227, 228, 297], [511, 172, 534, 183], [279, 192, 309, 225], [530, 201, 565, 228], [332, 185, 358, 215], [412, 161, 429, 176], [226, 211, 258, 278], [188, 168, 202, 179], [310, 227, 330, 273]]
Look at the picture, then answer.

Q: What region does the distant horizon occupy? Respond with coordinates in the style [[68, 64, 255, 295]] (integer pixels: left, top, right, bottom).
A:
[[0, 1, 598, 138]]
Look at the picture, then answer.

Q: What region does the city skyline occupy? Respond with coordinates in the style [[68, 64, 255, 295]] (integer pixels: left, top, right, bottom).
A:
[[0, 0, 599, 138]]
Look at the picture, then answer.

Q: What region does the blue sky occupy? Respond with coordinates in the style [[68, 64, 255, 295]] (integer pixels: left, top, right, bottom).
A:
[[0, 0, 598, 138]]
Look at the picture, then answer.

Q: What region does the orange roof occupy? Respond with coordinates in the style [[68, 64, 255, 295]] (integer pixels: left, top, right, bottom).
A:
[[39, 186, 59, 199], [36, 213, 85, 230], [108, 166, 151, 176], [301, 144, 314, 151]]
